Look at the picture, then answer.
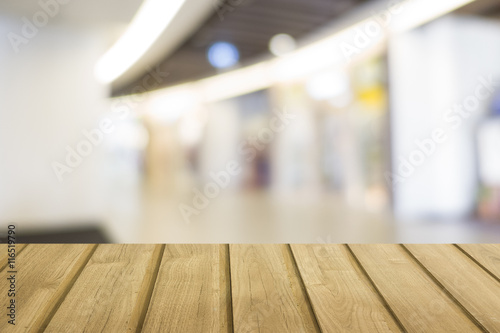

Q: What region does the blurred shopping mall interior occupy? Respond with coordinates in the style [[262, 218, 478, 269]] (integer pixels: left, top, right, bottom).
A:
[[1, 0, 500, 243]]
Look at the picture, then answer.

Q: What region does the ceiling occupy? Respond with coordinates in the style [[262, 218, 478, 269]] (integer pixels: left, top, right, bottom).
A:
[[3, 0, 484, 97], [457, 0, 500, 17], [114, 0, 368, 96]]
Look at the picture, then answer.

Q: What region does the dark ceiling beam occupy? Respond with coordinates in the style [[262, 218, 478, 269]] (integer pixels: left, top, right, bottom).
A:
[[456, 0, 500, 16]]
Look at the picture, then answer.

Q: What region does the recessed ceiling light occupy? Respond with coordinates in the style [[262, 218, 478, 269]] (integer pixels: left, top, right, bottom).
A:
[[269, 34, 296, 56], [207, 42, 240, 69]]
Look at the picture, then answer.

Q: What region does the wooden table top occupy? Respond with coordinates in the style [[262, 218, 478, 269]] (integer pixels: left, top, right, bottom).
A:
[[1, 244, 499, 332]]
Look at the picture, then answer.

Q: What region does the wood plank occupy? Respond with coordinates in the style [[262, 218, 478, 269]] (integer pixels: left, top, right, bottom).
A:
[[348, 244, 482, 332], [456, 244, 500, 281], [126, 244, 165, 332], [44, 244, 157, 333], [230, 244, 319, 333], [0, 244, 27, 272], [405, 244, 500, 332], [0, 244, 94, 332], [291, 244, 401, 332], [141, 244, 232, 332]]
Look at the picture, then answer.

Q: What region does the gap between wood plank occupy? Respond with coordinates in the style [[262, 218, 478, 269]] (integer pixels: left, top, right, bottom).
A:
[[224, 244, 234, 333], [344, 244, 408, 333], [30, 244, 98, 332], [399, 244, 489, 333], [453, 244, 500, 285], [128, 244, 166, 333], [285, 244, 322, 333]]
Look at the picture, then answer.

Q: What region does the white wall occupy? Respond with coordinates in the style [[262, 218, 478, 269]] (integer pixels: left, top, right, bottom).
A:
[[199, 99, 242, 188], [389, 15, 500, 220], [270, 86, 321, 194], [0, 21, 109, 229]]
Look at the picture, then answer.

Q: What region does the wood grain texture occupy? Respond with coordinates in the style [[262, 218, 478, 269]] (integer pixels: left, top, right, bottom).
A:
[[44, 244, 157, 333], [127, 244, 165, 332], [0, 244, 93, 332], [348, 244, 482, 332], [141, 244, 232, 333], [230, 244, 319, 333], [456, 244, 500, 281], [291, 244, 401, 332], [405, 244, 500, 332]]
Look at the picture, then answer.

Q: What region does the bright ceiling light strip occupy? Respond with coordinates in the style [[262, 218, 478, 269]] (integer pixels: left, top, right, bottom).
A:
[[95, 0, 187, 84]]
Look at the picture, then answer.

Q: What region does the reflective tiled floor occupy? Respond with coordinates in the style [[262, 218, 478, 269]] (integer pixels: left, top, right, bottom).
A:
[[102, 180, 500, 243]]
